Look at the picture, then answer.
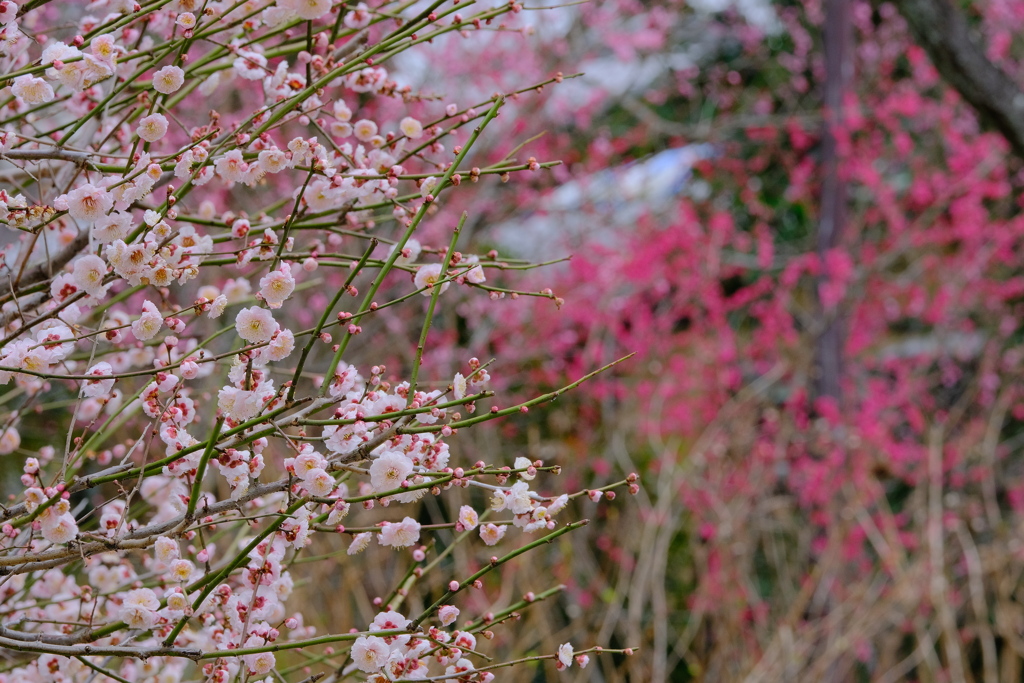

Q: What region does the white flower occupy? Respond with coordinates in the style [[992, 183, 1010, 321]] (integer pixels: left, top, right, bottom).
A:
[[242, 650, 276, 676], [303, 468, 335, 497], [370, 609, 411, 631], [83, 362, 114, 398], [0, 1, 19, 25], [379, 517, 421, 548], [261, 329, 295, 362], [168, 559, 194, 582], [507, 481, 534, 515], [333, 100, 352, 122], [235, 306, 278, 344], [152, 65, 184, 94], [154, 536, 179, 565], [458, 505, 479, 531], [93, 211, 132, 243], [389, 238, 421, 266], [353, 119, 378, 141], [344, 3, 371, 28], [215, 149, 248, 182], [438, 605, 459, 627], [233, 50, 267, 80], [65, 183, 112, 224], [282, 0, 332, 20], [347, 532, 373, 555], [137, 113, 168, 142], [132, 300, 163, 341], [40, 513, 78, 544], [120, 588, 160, 629], [514, 456, 535, 480], [452, 372, 467, 400], [259, 264, 295, 308], [175, 12, 196, 28], [71, 255, 108, 297], [414, 263, 449, 296], [557, 643, 574, 669], [479, 523, 506, 546], [369, 451, 413, 492], [11, 75, 54, 105], [257, 148, 290, 174], [351, 635, 390, 673], [400, 116, 423, 139], [208, 294, 228, 318]]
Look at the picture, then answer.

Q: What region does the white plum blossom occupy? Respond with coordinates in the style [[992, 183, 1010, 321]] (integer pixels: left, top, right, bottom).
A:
[[457, 505, 479, 531], [12, 75, 54, 105], [259, 264, 295, 308], [281, 0, 332, 20], [344, 3, 371, 28], [351, 635, 390, 673], [438, 605, 460, 626], [241, 643, 276, 676], [414, 263, 449, 296], [353, 119, 378, 141], [132, 300, 163, 341], [557, 643, 574, 670], [93, 211, 132, 243], [235, 306, 278, 344], [83, 362, 114, 397], [137, 113, 168, 142], [453, 372, 467, 400], [40, 513, 78, 544], [120, 588, 160, 629], [400, 116, 423, 139], [64, 184, 112, 224], [479, 523, 506, 546], [369, 451, 413, 492], [348, 532, 373, 555], [379, 517, 421, 548], [71, 254, 108, 297], [152, 65, 184, 93]]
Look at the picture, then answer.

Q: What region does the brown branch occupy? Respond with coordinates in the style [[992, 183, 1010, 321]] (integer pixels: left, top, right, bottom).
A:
[[891, 0, 1024, 159]]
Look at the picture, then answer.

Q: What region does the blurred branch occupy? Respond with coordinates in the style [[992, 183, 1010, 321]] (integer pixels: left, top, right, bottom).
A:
[[892, 0, 1024, 159]]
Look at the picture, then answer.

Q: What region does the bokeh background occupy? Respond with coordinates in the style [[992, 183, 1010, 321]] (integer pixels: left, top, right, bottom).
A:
[[287, 0, 1024, 681]]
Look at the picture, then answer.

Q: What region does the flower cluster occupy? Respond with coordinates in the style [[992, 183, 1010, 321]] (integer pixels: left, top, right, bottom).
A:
[[0, 0, 636, 681]]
